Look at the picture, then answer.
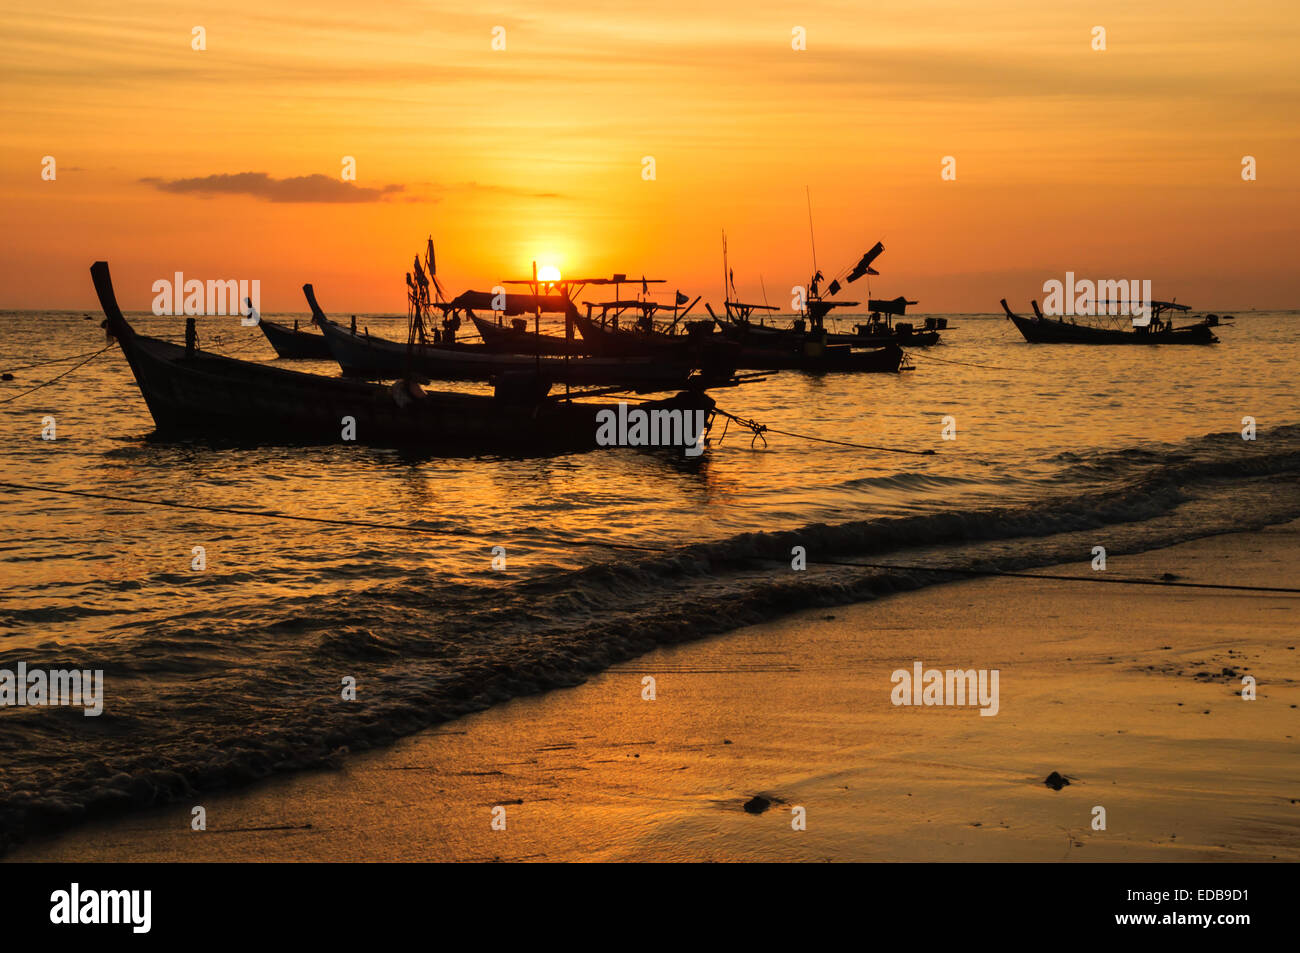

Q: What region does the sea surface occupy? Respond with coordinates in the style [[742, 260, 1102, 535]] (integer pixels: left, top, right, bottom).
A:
[[1, 308, 1298, 853]]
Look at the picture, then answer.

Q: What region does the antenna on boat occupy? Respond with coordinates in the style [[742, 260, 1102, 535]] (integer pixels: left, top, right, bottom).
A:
[[532, 260, 542, 376], [805, 186, 818, 275], [721, 228, 729, 312]]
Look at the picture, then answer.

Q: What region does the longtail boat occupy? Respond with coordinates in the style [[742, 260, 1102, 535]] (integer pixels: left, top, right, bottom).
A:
[[470, 313, 583, 355], [257, 316, 333, 359], [307, 286, 716, 390], [712, 238, 943, 349], [705, 301, 907, 374], [458, 290, 585, 355], [1001, 299, 1221, 345], [90, 262, 718, 454], [826, 297, 945, 347]]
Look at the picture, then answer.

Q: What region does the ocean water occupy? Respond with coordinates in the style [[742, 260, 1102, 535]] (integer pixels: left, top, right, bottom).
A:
[[0, 308, 1297, 853]]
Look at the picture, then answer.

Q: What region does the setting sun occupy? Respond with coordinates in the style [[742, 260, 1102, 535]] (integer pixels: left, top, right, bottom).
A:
[[537, 265, 562, 283]]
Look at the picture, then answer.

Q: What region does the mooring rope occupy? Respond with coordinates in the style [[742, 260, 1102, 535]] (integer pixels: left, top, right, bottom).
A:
[[0, 345, 114, 404], [2, 480, 1295, 594], [0, 480, 664, 553], [1, 347, 110, 374], [713, 408, 935, 455], [906, 351, 1019, 371]]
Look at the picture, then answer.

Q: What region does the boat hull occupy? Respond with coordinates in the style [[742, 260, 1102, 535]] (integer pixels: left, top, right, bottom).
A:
[[470, 314, 584, 355], [572, 312, 742, 375], [90, 261, 716, 454], [1008, 314, 1218, 345], [114, 331, 714, 453], [319, 316, 700, 389], [721, 321, 940, 349], [827, 328, 941, 348], [258, 318, 333, 359], [736, 342, 904, 373]]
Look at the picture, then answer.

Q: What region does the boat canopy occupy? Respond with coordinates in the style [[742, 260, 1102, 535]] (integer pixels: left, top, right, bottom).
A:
[[867, 296, 917, 315], [450, 290, 577, 316]]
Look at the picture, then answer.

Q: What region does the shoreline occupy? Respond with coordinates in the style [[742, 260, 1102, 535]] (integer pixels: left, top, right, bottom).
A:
[[8, 521, 1299, 862]]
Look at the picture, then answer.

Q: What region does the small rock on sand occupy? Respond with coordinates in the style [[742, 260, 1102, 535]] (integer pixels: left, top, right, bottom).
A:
[[743, 795, 771, 814], [1044, 771, 1070, 791]]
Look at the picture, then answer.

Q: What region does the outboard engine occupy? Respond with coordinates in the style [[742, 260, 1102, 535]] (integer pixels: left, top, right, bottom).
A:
[[1205, 314, 1219, 326]]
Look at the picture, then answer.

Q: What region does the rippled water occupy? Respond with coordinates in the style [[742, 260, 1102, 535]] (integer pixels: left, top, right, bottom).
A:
[[1, 308, 1297, 852]]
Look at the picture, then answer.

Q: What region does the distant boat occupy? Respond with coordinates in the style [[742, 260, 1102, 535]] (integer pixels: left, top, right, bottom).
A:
[[89, 261, 717, 454], [705, 300, 906, 373], [257, 316, 332, 359], [829, 297, 946, 348], [712, 236, 943, 348], [1001, 299, 1220, 345]]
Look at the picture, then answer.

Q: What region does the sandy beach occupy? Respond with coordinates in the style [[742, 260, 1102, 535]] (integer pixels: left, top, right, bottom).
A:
[[9, 520, 1298, 863]]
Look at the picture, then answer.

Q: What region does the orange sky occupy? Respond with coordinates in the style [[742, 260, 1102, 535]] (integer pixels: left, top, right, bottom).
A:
[[2, 0, 1298, 311]]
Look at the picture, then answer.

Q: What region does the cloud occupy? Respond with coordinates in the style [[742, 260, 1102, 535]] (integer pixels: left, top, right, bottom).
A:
[[141, 172, 404, 203]]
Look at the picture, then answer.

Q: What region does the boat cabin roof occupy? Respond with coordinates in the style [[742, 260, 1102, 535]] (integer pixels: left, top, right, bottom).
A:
[[450, 290, 574, 315]]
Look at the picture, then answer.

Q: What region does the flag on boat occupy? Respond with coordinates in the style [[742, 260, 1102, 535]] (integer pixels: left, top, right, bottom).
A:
[[827, 279, 841, 296], [426, 236, 436, 275], [676, 291, 689, 305], [642, 276, 648, 294], [846, 242, 885, 282]]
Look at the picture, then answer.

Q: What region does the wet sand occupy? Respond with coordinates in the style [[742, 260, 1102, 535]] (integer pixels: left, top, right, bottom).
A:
[[10, 521, 1299, 862]]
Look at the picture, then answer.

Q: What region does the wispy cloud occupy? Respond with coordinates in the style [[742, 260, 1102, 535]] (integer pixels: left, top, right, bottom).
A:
[[141, 172, 404, 203]]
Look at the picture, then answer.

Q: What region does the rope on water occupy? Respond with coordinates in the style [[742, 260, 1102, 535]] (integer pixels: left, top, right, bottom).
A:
[[2, 481, 1295, 595], [0, 345, 115, 404], [713, 408, 935, 455], [2, 347, 110, 374], [0, 480, 666, 553], [906, 351, 1019, 371]]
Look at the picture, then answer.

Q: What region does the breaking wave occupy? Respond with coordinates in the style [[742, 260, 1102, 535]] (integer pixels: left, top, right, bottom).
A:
[[1, 424, 1298, 854]]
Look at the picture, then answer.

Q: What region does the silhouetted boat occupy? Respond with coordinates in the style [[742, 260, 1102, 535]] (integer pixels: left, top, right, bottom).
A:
[[735, 335, 906, 373], [307, 285, 719, 390], [704, 301, 906, 373], [470, 313, 583, 355], [712, 238, 942, 348], [467, 277, 720, 363], [257, 317, 332, 359], [1001, 299, 1220, 345], [827, 297, 945, 347], [90, 261, 718, 453]]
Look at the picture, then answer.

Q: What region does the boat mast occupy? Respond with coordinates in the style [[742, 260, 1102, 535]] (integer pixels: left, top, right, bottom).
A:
[[805, 187, 820, 328], [805, 185, 818, 278]]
